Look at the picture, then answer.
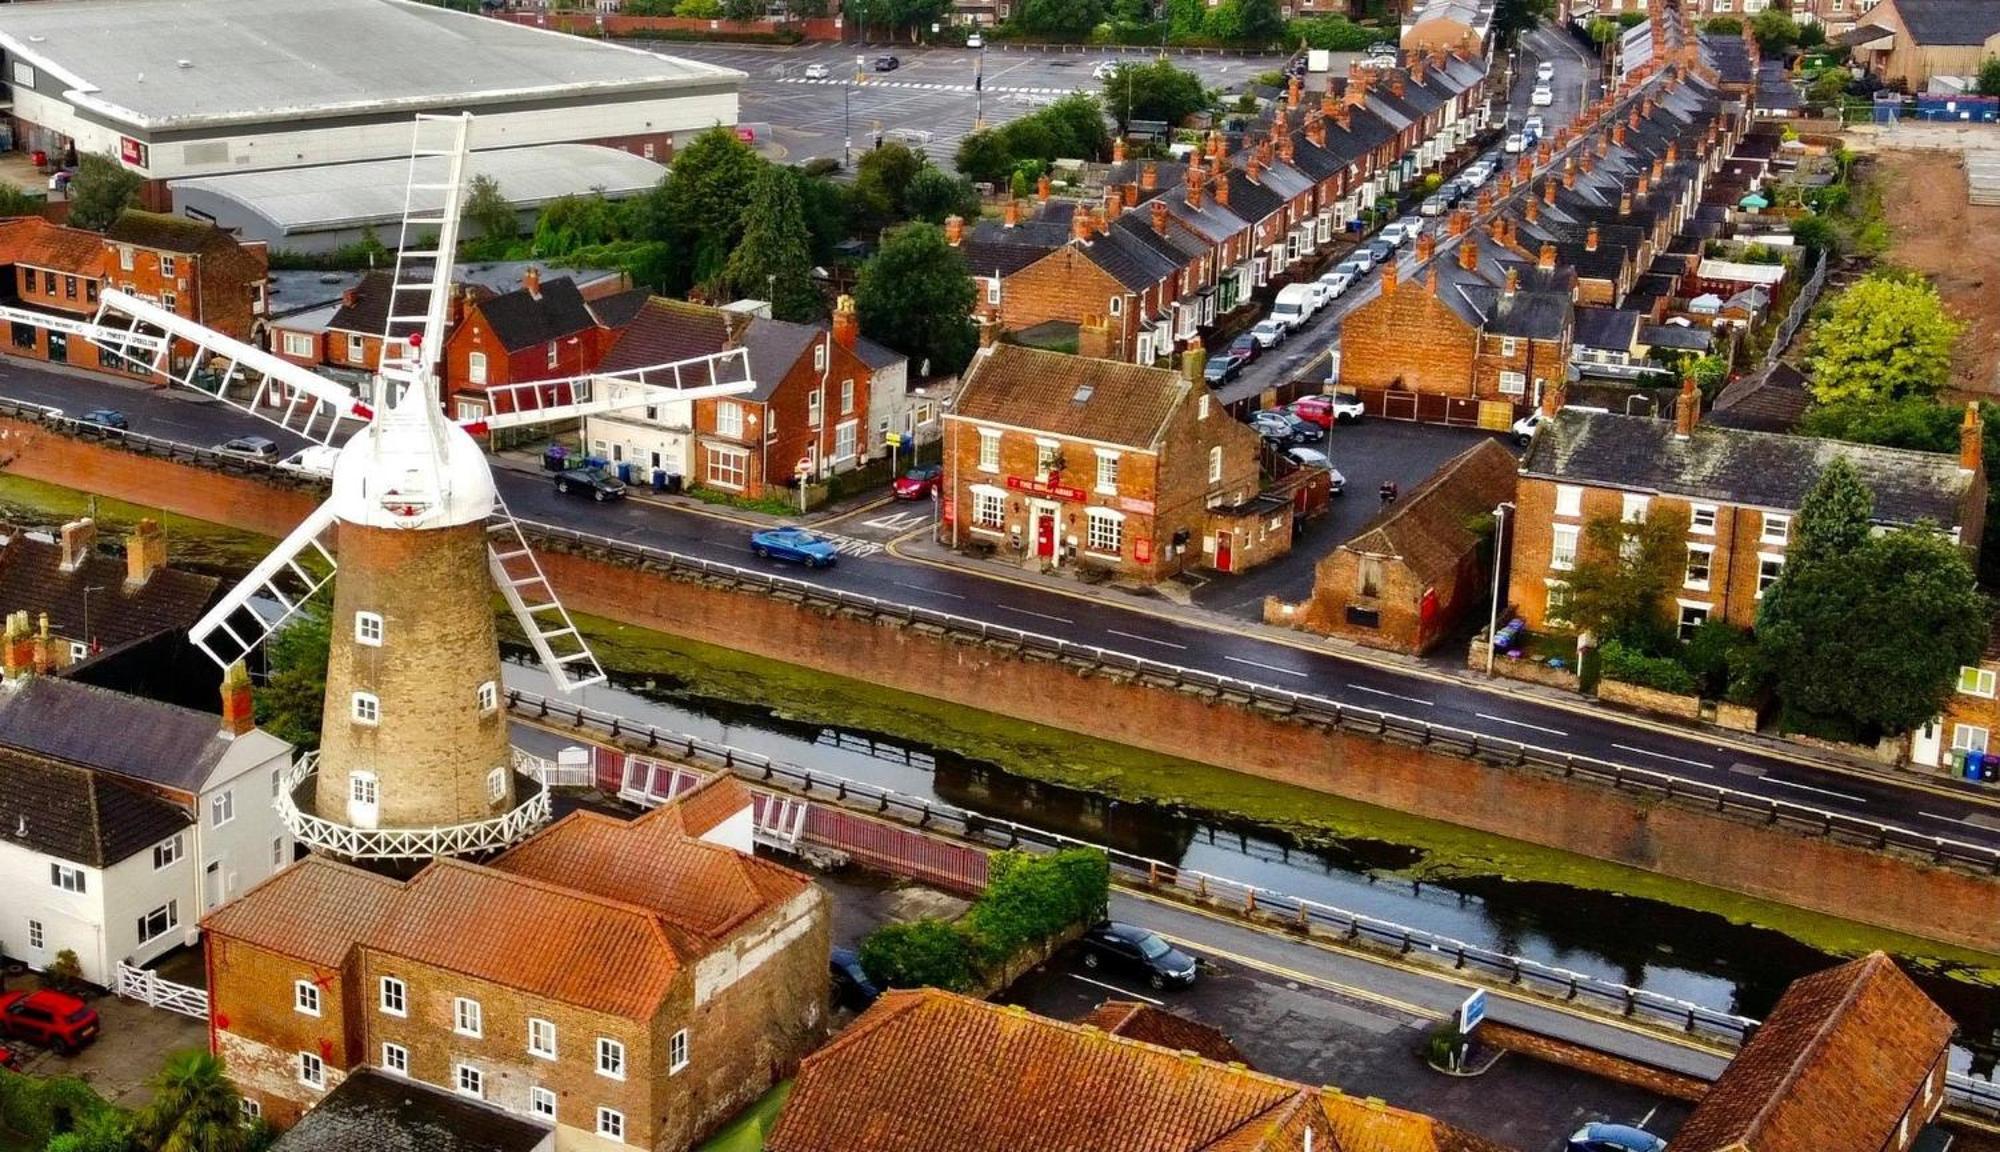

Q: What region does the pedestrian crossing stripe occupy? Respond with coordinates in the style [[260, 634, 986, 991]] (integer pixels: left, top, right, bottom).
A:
[[776, 77, 1076, 96]]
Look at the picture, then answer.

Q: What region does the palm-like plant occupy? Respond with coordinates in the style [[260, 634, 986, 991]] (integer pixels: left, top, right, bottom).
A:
[[133, 1050, 255, 1152]]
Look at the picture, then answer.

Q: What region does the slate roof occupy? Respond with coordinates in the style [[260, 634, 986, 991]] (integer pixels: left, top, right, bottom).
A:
[[269, 1070, 551, 1152], [961, 218, 1070, 279], [1341, 439, 1518, 584], [596, 296, 728, 375], [0, 677, 237, 795], [0, 746, 190, 868], [1078, 1001, 1253, 1067], [1888, 0, 2000, 44], [952, 344, 1192, 451], [471, 275, 598, 353], [0, 532, 217, 652], [1709, 361, 1811, 433], [106, 210, 266, 285], [587, 287, 652, 330], [740, 317, 825, 403], [1639, 322, 1713, 352], [326, 271, 401, 338], [1671, 953, 1953, 1152], [1521, 409, 1977, 524], [1082, 227, 1180, 293], [1573, 307, 1642, 352], [852, 335, 907, 372]]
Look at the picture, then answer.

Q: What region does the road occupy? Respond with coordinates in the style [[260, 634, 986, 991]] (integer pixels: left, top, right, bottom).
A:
[[1219, 21, 1604, 406], [642, 40, 1283, 171], [8, 357, 2000, 865]]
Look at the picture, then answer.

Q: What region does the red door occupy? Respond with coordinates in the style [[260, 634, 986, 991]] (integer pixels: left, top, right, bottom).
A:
[[1216, 531, 1233, 573], [1035, 513, 1056, 558]]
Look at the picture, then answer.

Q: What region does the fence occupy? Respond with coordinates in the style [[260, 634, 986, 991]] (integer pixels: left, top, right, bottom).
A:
[[515, 521, 2000, 877], [0, 396, 327, 487], [1763, 248, 1828, 368], [115, 961, 207, 1020]]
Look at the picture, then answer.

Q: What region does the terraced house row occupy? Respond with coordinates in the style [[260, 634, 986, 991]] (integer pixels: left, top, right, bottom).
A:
[[950, 50, 1493, 364]]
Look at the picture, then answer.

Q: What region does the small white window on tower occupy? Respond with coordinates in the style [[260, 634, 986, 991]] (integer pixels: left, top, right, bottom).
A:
[[477, 680, 497, 713], [355, 612, 383, 646], [486, 767, 506, 803], [351, 692, 380, 726]]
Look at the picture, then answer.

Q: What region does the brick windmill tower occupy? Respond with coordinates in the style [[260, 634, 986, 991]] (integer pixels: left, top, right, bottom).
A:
[[84, 114, 752, 861]]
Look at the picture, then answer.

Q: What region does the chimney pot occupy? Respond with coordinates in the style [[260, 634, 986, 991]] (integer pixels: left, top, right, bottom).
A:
[[1151, 200, 1169, 235], [1072, 206, 1095, 244], [832, 294, 859, 351], [1037, 174, 1052, 202], [1417, 232, 1436, 262], [1113, 137, 1127, 164], [1962, 401, 1984, 473], [1675, 373, 1700, 438], [1505, 266, 1520, 294], [522, 265, 541, 299], [1005, 199, 1021, 228], [1538, 242, 1556, 272], [1458, 233, 1478, 272], [1586, 225, 1599, 252], [1142, 162, 1159, 191], [220, 661, 255, 739], [58, 518, 94, 574], [125, 518, 166, 588], [1123, 182, 1138, 208], [945, 214, 965, 246]]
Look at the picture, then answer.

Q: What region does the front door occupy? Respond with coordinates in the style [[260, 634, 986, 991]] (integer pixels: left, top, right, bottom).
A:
[[1033, 506, 1057, 559], [1912, 718, 1943, 767], [46, 331, 66, 365], [1216, 531, 1234, 573], [348, 772, 379, 829], [203, 861, 223, 911]]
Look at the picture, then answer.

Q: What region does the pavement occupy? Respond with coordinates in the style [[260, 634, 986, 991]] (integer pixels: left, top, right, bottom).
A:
[[2, 974, 206, 1110]]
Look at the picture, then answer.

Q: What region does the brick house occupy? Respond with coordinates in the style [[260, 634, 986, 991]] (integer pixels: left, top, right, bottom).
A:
[[320, 272, 493, 382], [443, 270, 637, 416], [1270, 439, 1517, 653], [941, 343, 1278, 580], [1921, 624, 2000, 773], [766, 989, 1507, 1152], [582, 298, 873, 496], [0, 517, 216, 665], [1507, 389, 1987, 641], [202, 773, 829, 1147], [1671, 953, 1953, 1152]]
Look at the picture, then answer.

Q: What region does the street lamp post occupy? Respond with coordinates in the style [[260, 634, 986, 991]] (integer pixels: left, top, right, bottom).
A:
[[1484, 502, 1514, 676], [844, 80, 853, 169]]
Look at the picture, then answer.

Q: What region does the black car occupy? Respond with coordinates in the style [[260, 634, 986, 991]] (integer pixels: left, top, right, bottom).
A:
[[1267, 409, 1323, 443], [1079, 922, 1197, 990], [1203, 353, 1244, 385], [829, 946, 881, 1011], [555, 467, 627, 503], [873, 55, 901, 71], [79, 408, 128, 431], [1364, 239, 1396, 265]]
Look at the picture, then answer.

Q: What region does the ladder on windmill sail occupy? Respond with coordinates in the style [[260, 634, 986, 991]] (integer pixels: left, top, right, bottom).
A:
[[187, 501, 341, 669], [379, 113, 473, 387], [487, 496, 606, 692]]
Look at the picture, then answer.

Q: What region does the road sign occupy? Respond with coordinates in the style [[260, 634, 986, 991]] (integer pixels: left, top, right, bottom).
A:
[[884, 432, 904, 447], [1456, 989, 1488, 1035]]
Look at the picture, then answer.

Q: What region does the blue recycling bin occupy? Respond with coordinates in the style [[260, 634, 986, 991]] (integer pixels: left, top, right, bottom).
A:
[[617, 462, 633, 484], [652, 469, 667, 493], [1966, 749, 1985, 781], [582, 455, 608, 472]]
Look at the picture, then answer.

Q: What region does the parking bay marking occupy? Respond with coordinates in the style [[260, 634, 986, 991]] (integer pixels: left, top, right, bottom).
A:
[[1066, 973, 1163, 1006], [1346, 683, 1434, 707], [1610, 743, 1713, 770], [1106, 628, 1187, 651], [1474, 712, 1567, 737]]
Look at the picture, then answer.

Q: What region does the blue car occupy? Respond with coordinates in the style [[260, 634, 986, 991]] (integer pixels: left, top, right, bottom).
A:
[[1567, 1123, 1666, 1152], [751, 527, 839, 568], [829, 946, 880, 1011]]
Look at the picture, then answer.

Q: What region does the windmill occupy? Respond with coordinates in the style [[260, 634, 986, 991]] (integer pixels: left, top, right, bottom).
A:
[[79, 114, 754, 860]]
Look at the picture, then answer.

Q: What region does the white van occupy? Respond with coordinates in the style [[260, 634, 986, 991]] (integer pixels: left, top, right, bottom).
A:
[[278, 444, 340, 478], [1270, 283, 1317, 331]]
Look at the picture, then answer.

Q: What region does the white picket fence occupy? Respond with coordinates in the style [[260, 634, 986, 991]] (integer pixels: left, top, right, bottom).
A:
[[116, 961, 207, 1019], [511, 744, 594, 788]]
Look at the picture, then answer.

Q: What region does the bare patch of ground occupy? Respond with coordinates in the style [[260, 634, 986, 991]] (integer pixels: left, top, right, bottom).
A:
[[1875, 148, 2000, 396]]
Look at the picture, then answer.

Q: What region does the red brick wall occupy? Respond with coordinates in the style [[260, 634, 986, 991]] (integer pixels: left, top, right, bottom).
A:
[[1338, 274, 1479, 395], [992, 246, 1137, 359], [690, 332, 869, 499], [1288, 545, 1484, 654]]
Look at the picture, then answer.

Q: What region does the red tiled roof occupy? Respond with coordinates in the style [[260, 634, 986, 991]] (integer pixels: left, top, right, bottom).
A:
[[202, 856, 404, 969], [1079, 1001, 1253, 1067], [1338, 438, 1518, 584], [1319, 1090, 1513, 1152], [1671, 952, 1955, 1152], [0, 217, 108, 277], [671, 772, 754, 842]]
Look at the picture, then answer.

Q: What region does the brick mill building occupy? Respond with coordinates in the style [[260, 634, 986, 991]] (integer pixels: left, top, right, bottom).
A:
[[941, 343, 1285, 579], [1270, 439, 1517, 653], [204, 773, 830, 1147], [1507, 387, 1987, 642]]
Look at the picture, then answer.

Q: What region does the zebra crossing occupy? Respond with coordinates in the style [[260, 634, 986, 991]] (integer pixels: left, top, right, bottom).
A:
[[776, 76, 1081, 97]]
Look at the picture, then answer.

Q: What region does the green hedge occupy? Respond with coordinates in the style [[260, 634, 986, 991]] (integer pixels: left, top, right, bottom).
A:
[[0, 1067, 116, 1148], [1599, 640, 1697, 696], [857, 920, 976, 991], [1288, 17, 1379, 50], [859, 847, 1110, 990]]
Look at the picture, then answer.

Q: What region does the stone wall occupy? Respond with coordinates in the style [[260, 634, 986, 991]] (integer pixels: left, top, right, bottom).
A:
[[1597, 677, 1704, 721]]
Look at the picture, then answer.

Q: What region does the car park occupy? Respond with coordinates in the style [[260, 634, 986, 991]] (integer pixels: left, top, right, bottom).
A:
[[216, 435, 280, 462], [1079, 922, 1198, 990], [751, 527, 840, 568], [829, 946, 882, 1011], [1566, 1123, 1666, 1152], [554, 467, 627, 502], [1316, 269, 1353, 299], [1531, 84, 1553, 106], [873, 55, 900, 71], [804, 63, 830, 80], [1203, 353, 1245, 384], [1249, 319, 1288, 349], [892, 464, 943, 500], [1284, 446, 1346, 491], [1536, 60, 1556, 82], [0, 989, 100, 1055], [79, 408, 127, 431], [1504, 133, 1525, 154]]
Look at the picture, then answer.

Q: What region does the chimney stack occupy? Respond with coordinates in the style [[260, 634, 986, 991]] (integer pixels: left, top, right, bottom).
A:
[[1, 611, 32, 681], [832, 294, 859, 351], [1104, 186, 1122, 222], [220, 660, 255, 739], [1037, 174, 1051, 202], [1538, 243, 1556, 272], [1381, 256, 1398, 295], [1321, 90, 1339, 117], [1005, 199, 1020, 228], [1543, 179, 1556, 206], [1963, 402, 1985, 473], [341, 286, 360, 310], [1151, 200, 1170, 236], [1416, 231, 1436, 262], [1540, 377, 1563, 417], [945, 214, 965, 246], [1142, 162, 1159, 192], [59, 518, 94, 574], [1113, 136, 1127, 164], [723, 308, 751, 351], [979, 306, 999, 349], [1458, 233, 1478, 272], [521, 266, 541, 299], [1248, 154, 1264, 184], [1525, 195, 1541, 224], [1213, 169, 1230, 208], [1208, 129, 1226, 163], [1334, 103, 1351, 131], [1586, 225, 1599, 252], [125, 518, 166, 588], [1123, 182, 1138, 208], [1675, 373, 1700, 438], [1306, 116, 1325, 149], [1182, 335, 1207, 385], [1448, 209, 1470, 237], [1071, 206, 1095, 244], [1187, 165, 1205, 211], [1277, 134, 1293, 164], [1619, 192, 1633, 217], [1388, 71, 1405, 99], [1288, 73, 1303, 110], [1505, 266, 1520, 295]]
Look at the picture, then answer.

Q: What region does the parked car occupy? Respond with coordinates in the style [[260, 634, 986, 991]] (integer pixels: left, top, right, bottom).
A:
[[278, 445, 340, 478], [1267, 409, 1323, 442], [1317, 269, 1353, 299], [1523, 115, 1545, 141], [1363, 52, 1399, 68], [751, 526, 840, 568], [1504, 133, 1525, 154], [1250, 410, 1299, 445], [829, 946, 881, 1011], [1419, 195, 1447, 217], [1290, 392, 1364, 428], [1363, 239, 1395, 266], [1566, 1124, 1666, 1152], [1203, 353, 1245, 384], [1079, 922, 1198, 990], [965, 32, 984, 48], [1366, 40, 1397, 56], [1536, 60, 1556, 83], [1227, 333, 1261, 363], [892, 464, 943, 500], [0, 989, 100, 1054], [1269, 283, 1317, 331], [1342, 247, 1376, 272], [804, 63, 830, 80], [1333, 257, 1370, 280], [1249, 318, 1288, 349], [215, 435, 280, 462], [1284, 446, 1346, 492], [1530, 84, 1554, 106], [1511, 410, 1543, 446], [79, 408, 127, 431], [555, 467, 627, 502], [873, 55, 901, 71]]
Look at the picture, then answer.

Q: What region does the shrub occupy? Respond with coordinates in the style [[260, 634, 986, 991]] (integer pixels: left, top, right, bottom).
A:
[[1681, 621, 1753, 699], [0, 1068, 116, 1148], [857, 919, 975, 991], [1599, 640, 1697, 696], [44, 949, 84, 993], [964, 848, 1110, 962], [1288, 16, 1377, 50]]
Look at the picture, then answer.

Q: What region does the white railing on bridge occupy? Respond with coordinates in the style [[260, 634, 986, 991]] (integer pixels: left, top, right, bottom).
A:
[[116, 962, 207, 1019], [512, 745, 593, 788]]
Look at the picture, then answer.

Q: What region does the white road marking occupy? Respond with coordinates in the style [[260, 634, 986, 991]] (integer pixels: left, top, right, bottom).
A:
[[1225, 655, 1309, 678], [1763, 777, 1868, 804], [995, 603, 1073, 625], [1921, 810, 2000, 831], [1106, 628, 1188, 650], [862, 510, 930, 532], [1067, 973, 1163, 1005], [1347, 683, 1434, 707], [1474, 712, 1568, 738], [1610, 744, 1713, 770], [892, 581, 962, 599]]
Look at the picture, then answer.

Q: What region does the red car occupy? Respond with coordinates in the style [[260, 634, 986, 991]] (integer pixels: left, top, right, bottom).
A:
[[0, 989, 100, 1054], [892, 465, 943, 500]]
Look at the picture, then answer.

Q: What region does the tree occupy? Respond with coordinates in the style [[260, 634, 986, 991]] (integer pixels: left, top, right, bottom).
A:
[[67, 153, 142, 232], [720, 0, 763, 19], [854, 223, 977, 377], [1237, 0, 1286, 43], [1791, 456, 1874, 569], [1808, 68, 1851, 106], [656, 126, 765, 290], [725, 166, 821, 322], [903, 166, 980, 225], [1015, 0, 1105, 37], [532, 191, 629, 257], [1688, 354, 1728, 400], [1561, 506, 1692, 653], [45, 1109, 133, 1152], [134, 1050, 262, 1152], [255, 602, 330, 750], [1799, 395, 1961, 453], [852, 141, 926, 231], [463, 173, 516, 244], [954, 129, 1015, 187], [0, 185, 41, 218], [675, 0, 722, 16], [1701, 15, 1742, 34], [1807, 273, 1962, 405], [797, 171, 854, 264], [1750, 7, 1799, 54], [786, 0, 831, 16], [1102, 59, 1211, 130], [1037, 93, 1111, 162], [1979, 56, 2000, 96]]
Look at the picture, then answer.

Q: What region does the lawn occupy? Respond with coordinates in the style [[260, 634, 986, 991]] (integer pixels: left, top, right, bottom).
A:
[[696, 1081, 793, 1152]]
